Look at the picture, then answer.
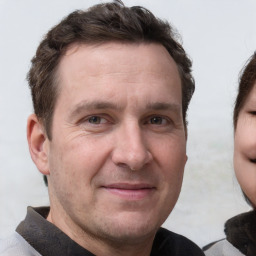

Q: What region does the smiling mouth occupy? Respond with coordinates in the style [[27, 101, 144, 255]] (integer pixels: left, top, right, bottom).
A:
[[102, 183, 156, 200]]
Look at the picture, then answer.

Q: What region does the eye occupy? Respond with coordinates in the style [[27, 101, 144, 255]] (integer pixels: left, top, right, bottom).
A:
[[249, 111, 256, 116], [88, 116, 107, 124], [149, 116, 168, 125]]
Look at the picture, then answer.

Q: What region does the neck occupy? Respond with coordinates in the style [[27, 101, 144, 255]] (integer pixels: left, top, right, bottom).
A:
[[82, 235, 154, 256], [47, 207, 155, 256]]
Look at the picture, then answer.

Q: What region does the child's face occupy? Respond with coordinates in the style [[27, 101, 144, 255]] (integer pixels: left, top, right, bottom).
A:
[[234, 82, 256, 207]]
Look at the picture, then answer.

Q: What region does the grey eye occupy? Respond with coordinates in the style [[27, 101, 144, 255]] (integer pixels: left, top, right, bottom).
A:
[[88, 116, 101, 124], [150, 117, 163, 125]]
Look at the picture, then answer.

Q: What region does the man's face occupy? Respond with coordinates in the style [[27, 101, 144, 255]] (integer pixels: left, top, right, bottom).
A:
[[45, 42, 187, 244]]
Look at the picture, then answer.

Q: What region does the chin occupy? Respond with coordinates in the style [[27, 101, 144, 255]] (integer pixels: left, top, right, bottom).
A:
[[103, 226, 156, 246], [98, 213, 159, 244]]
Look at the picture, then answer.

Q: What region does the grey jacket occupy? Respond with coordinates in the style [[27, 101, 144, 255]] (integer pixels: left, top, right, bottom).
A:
[[204, 239, 244, 256], [1, 207, 205, 256], [204, 211, 256, 256], [0, 232, 41, 256]]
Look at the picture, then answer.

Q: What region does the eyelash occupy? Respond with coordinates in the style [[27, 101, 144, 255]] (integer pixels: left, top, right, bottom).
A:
[[249, 111, 256, 115]]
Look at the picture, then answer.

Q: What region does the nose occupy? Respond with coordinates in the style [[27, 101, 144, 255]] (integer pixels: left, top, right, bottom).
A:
[[111, 122, 153, 171]]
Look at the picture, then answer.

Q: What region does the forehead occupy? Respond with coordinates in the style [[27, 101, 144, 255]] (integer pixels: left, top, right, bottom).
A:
[[58, 42, 180, 83], [55, 42, 182, 109], [238, 82, 256, 115], [235, 82, 256, 127], [245, 82, 256, 102]]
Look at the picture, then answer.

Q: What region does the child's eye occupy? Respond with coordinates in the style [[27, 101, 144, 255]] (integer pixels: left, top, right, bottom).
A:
[[249, 111, 256, 115]]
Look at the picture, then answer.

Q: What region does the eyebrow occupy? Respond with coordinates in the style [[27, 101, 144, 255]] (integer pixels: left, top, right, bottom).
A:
[[68, 100, 181, 119], [68, 101, 123, 118], [145, 102, 181, 113]]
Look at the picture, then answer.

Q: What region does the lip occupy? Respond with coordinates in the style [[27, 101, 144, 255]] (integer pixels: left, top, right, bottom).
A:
[[102, 183, 156, 200]]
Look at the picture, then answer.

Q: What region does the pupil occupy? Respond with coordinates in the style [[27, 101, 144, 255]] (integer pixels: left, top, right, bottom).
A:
[[152, 117, 162, 124], [89, 116, 100, 124]]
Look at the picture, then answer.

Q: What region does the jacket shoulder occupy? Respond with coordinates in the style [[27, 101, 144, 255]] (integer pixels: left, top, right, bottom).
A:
[[151, 227, 205, 256], [0, 232, 41, 256], [203, 239, 245, 256]]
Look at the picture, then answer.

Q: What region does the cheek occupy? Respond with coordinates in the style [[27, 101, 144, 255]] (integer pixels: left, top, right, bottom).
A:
[[157, 137, 186, 165], [234, 127, 256, 205], [237, 172, 256, 206], [234, 148, 256, 202], [234, 124, 256, 174], [154, 137, 186, 184], [235, 117, 256, 158], [48, 137, 108, 193]]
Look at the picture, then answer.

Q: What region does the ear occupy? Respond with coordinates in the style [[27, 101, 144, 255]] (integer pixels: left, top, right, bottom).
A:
[[27, 114, 50, 175]]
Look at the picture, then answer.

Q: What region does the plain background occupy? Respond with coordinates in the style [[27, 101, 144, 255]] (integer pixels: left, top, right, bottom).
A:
[[1, 0, 256, 246]]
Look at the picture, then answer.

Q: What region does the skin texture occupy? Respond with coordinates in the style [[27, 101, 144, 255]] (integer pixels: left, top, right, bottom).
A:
[[27, 42, 187, 256], [234, 82, 256, 207]]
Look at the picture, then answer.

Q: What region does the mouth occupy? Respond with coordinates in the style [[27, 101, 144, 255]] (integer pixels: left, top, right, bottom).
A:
[[102, 183, 156, 200]]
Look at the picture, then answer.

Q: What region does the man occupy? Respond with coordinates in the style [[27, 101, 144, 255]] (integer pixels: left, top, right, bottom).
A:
[[0, 1, 204, 255]]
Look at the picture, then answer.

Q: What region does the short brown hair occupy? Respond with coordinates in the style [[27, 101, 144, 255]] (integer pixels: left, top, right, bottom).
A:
[[27, 0, 194, 140], [234, 53, 256, 129]]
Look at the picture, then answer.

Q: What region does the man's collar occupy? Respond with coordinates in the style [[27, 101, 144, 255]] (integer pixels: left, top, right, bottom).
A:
[[16, 206, 203, 256], [16, 206, 95, 256]]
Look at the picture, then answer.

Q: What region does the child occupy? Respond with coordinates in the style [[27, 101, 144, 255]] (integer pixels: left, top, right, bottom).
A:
[[204, 53, 256, 256]]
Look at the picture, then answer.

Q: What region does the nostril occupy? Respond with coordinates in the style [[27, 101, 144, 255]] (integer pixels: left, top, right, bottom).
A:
[[112, 148, 152, 171]]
